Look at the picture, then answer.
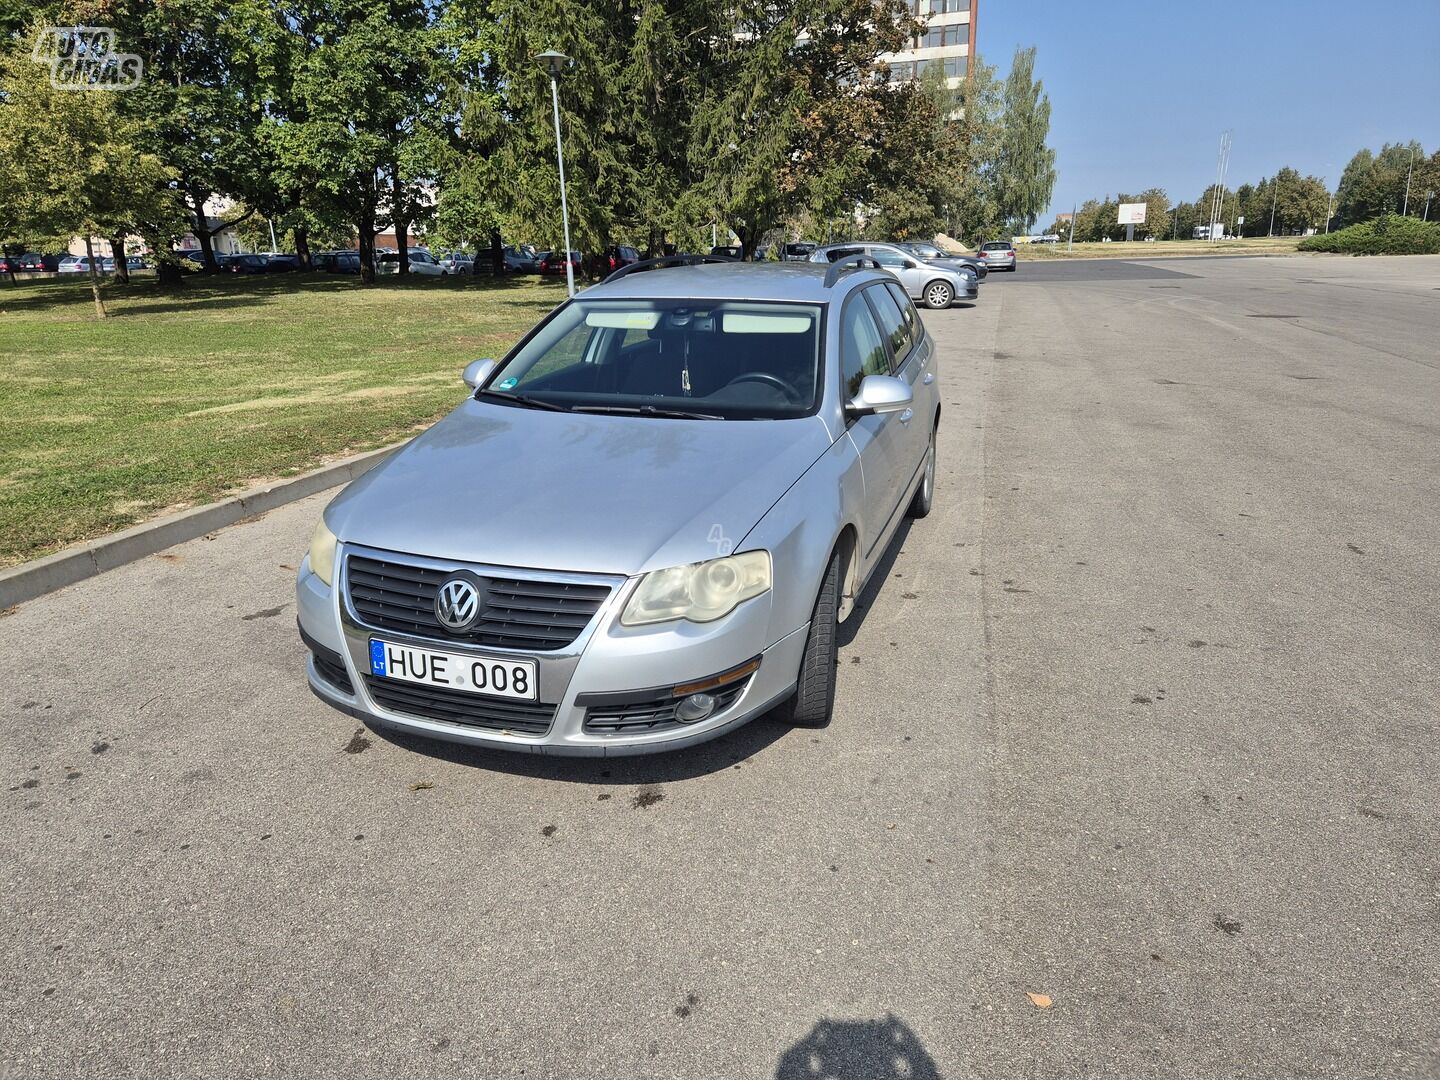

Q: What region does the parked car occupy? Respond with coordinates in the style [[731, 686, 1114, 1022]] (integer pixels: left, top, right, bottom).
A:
[[261, 253, 302, 272], [0, 255, 24, 273], [709, 245, 743, 259], [19, 253, 64, 272], [296, 255, 939, 755], [592, 246, 642, 276], [978, 241, 1017, 271], [377, 248, 447, 276], [57, 256, 100, 274], [126, 256, 151, 271], [501, 245, 540, 273], [314, 251, 361, 274], [809, 242, 977, 308], [539, 250, 583, 277], [783, 242, 817, 262], [893, 241, 988, 280], [436, 252, 474, 275], [223, 253, 270, 275]]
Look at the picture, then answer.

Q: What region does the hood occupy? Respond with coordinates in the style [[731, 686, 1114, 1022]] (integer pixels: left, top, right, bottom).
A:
[[325, 399, 834, 576]]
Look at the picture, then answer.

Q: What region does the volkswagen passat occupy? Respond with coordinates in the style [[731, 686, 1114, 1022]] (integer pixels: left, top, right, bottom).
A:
[[296, 256, 940, 755]]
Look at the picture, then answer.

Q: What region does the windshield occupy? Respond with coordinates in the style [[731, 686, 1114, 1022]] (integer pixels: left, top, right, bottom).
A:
[[485, 298, 824, 420]]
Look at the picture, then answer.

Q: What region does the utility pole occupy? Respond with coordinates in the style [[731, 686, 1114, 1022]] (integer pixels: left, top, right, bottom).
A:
[[1403, 145, 1414, 215], [1067, 203, 1075, 252], [1268, 179, 1278, 237], [1425, 191, 1433, 221]]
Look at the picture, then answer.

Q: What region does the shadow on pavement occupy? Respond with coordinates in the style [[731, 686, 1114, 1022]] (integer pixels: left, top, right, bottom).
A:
[[839, 517, 914, 648], [776, 1014, 943, 1080], [365, 705, 793, 784]]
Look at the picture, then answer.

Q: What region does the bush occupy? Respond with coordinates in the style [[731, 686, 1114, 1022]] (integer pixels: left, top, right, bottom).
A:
[[1299, 213, 1440, 255]]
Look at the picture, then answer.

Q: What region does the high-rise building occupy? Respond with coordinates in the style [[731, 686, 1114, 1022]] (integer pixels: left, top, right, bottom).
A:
[[883, 0, 977, 88]]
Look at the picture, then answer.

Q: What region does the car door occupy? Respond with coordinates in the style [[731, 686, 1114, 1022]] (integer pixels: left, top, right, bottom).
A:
[[840, 287, 912, 563], [865, 283, 931, 499], [881, 280, 938, 467]]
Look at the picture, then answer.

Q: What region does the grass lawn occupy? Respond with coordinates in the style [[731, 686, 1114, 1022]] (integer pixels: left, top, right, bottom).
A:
[[0, 273, 568, 569], [1014, 236, 1305, 259]]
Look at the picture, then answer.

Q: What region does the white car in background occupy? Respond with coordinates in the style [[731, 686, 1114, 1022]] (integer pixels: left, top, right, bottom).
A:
[[377, 249, 448, 277]]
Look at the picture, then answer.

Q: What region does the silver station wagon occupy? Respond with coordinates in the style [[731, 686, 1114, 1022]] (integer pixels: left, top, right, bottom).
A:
[[296, 255, 941, 755]]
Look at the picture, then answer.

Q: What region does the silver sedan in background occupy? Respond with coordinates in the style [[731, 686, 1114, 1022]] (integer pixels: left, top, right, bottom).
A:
[[296, 257, 940, 755], [809, 242, 978, 309]]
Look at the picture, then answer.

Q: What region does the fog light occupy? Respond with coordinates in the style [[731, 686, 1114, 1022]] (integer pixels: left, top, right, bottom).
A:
[[676, 693, 716, 723]]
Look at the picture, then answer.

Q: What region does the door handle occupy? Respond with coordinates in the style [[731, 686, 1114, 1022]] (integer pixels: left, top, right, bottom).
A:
[[899, 408, 914, 424], [922, 373, 935, 385]]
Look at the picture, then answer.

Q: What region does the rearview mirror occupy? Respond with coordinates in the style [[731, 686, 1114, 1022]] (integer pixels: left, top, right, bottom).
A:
[[463, 358, 498, 390], [846, 374, 912, 417]]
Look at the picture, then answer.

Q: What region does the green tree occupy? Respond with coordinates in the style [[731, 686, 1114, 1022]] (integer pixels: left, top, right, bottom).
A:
[[1335, 142, 1425, 226], [949, 52, 1003, 243], [992, 46, 1055, 233], [274, 0, 437, 282], [0, 41, 183, 315]]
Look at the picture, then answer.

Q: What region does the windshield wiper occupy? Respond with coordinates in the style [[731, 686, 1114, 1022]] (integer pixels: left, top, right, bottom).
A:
[[571, 404, 724, 421], [477, 389, 570, 412]]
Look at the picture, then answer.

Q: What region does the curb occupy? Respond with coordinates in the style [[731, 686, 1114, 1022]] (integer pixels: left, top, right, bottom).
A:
[[0, 444, 401, 610]]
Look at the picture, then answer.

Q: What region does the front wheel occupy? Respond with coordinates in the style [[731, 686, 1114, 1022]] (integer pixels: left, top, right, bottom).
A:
[[776, 549, 842, 729], [923, 280, 954, 309]]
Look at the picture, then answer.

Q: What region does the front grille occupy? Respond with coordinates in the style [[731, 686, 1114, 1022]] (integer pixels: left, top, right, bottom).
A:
[[364, 676, 556, 736], [347, 554, 611, 651], [583, 679, 750, 736]]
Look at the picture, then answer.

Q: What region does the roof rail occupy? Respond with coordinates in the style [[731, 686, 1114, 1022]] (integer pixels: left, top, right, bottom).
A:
[[823, 254, 884, 289], [603, 253, 736, 284]]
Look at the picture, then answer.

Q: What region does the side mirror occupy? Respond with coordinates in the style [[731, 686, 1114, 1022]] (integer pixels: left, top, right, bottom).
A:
[[902, 259, 917, 269], [846, 374, 913, 417], [463, 358, 498, 390]]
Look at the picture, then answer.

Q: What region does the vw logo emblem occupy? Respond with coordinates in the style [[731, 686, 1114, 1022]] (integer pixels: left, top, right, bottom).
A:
[[435, 576, 481, 632]]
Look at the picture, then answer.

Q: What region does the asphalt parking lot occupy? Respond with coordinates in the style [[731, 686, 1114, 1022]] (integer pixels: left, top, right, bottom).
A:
[[3, 254, 1438, 1079]]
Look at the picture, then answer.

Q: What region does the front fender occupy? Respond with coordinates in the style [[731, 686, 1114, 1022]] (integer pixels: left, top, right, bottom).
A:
[[738, 435, 863, 643]]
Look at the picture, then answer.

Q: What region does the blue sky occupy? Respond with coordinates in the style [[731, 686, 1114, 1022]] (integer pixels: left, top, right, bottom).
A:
[[976, 0, 1440, 221]]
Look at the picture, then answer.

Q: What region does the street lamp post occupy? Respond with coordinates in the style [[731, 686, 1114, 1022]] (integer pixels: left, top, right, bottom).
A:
[[1425, 191, 1434, 221], [536, 50, 575, 297]]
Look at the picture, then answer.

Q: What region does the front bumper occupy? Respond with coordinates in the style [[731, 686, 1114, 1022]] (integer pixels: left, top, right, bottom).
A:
[[296, 546, 808, 756]]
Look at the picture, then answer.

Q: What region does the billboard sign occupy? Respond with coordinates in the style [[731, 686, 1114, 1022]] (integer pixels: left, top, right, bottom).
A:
[[1117, 202, 1148, 225]]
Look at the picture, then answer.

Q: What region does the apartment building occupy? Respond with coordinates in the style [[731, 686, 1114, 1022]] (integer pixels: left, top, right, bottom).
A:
[[884, 0, 977, 87]]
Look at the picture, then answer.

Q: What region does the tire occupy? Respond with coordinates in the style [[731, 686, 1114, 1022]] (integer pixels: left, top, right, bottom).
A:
[[776, 548, 842, 729], [909, 428, 936, 518], [923, 280, 954, 309]]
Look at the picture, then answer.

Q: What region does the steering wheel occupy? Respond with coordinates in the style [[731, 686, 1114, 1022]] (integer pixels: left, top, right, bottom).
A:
[[724, 372, 802, 403]]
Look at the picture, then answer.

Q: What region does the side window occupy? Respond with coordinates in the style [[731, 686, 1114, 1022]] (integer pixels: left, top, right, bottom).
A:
[[840, 295, 891, 400], [866, 284, 912, 367], [884, 281, 923, 347], [869, 248, 910, 270]]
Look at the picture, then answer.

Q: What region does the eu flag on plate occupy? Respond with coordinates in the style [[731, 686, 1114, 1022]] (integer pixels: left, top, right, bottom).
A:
[[369, 640, 387, 676]]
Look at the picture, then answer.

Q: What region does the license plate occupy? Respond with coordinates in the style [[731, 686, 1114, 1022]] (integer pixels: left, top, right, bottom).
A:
[[368, 639, 538, 701]]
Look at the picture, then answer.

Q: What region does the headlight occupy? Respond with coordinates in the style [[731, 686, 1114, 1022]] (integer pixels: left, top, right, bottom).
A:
[[308, 518, 338, 587], [621, 551, 771, 626]]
